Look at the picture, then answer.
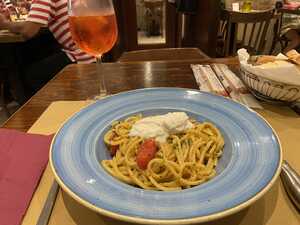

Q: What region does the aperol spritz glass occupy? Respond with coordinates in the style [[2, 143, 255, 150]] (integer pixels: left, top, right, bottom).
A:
[[68, 0, 118, 96]]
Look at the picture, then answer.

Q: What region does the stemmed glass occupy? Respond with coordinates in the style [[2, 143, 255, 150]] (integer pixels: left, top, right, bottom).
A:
[[68, 0, 118, 97]]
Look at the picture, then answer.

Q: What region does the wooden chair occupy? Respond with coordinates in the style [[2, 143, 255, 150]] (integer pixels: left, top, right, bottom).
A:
[[269, 11, 284, 54], [216, 19, 228, 57], [118, 48, 210, 62], [219, 10, 274, 57]]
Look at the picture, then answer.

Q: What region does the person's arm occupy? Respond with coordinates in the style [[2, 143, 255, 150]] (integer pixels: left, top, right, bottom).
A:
[[0, 14, 42, 39], [1, 0, 54, 40]]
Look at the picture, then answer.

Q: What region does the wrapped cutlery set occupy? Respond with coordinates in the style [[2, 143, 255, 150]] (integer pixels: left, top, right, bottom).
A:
[[191, 63, 263, 109]]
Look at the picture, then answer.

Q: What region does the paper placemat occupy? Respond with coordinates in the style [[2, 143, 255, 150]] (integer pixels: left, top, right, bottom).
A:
[[21, 101, 92, 225], [22, 101, 300, 225]]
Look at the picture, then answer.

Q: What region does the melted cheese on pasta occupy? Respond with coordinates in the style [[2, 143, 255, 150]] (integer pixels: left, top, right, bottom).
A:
[[129, 112, 193, 143]]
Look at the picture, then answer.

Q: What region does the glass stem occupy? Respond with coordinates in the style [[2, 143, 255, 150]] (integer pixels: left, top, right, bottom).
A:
[[97, 56, 107, 97]]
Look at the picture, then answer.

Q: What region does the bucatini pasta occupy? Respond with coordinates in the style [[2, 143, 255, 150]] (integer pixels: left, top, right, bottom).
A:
[[101, 113, 224, 191]]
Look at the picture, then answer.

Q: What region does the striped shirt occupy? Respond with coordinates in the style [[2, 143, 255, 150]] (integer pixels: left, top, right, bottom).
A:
[[26, 0, 95, 63]]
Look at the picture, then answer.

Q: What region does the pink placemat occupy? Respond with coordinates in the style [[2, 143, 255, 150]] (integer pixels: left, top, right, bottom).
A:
[[0, 128, 53, 225]]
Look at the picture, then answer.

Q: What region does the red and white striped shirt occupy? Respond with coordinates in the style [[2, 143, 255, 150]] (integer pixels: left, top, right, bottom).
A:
[[26, 0, 95, 63]]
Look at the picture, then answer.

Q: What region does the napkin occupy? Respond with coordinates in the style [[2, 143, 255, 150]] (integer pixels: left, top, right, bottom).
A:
[[0, 128, 53, 225]]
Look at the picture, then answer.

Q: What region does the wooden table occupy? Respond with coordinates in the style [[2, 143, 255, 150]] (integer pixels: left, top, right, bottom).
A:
[[2, 57, 300, 225], [2, 57, 236, 131], [0, 27, 56, 104], [0, 29, 26, 105], [119, 48, 210, 62], [0, 26, 49, 43], [0, 29, 25, 43], [278, 8, 300, 16]]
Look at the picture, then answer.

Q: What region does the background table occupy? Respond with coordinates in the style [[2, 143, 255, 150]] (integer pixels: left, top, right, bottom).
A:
[[0, 30, 25, 43], [0, 30, 26, 106], [278, 8, 300, 16], [2, 57, 300, 225], [0, 27, 61, 104]]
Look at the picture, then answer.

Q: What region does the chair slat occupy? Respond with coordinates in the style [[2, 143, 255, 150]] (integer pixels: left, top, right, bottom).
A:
[[249, 23, 256, 47], [233, 23, 238, 54], [255, 21, 264, 51], [258, 20, 271, 54], [242, 23, 248, 45]]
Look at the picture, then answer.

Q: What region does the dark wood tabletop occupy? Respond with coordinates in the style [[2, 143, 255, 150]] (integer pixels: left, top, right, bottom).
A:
[[0, 27, 49, 43], [1, 57, 237, 131], [2, 56, 300, 225], [118, 48, 210, 62]]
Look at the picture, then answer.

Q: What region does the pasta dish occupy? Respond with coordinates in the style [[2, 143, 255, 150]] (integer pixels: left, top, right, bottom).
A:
[[101, 112, 224, 191]]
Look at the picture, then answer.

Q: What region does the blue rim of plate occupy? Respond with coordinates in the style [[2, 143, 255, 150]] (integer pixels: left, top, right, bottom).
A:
[[50, 88, 282, 225]]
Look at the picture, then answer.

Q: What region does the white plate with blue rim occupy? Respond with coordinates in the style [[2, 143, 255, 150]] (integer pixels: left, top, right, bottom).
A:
[[50, 88, 282, 224]]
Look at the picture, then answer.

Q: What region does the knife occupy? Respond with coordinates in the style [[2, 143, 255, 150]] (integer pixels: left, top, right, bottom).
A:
[[36, 181, 59, 225]]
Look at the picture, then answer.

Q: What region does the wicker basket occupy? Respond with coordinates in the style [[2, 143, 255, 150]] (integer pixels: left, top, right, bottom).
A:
[[240, 66, 300, 103]]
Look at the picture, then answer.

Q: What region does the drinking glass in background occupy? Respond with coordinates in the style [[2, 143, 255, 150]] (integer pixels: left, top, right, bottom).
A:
[[242, 0, 253, 12], [68, 0, 118, 97]]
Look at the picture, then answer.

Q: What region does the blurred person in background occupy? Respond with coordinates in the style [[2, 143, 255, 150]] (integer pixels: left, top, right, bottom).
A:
[[0, 0, 95, 100], [0, 0, 14, 18], [281, 0, 300, 52]]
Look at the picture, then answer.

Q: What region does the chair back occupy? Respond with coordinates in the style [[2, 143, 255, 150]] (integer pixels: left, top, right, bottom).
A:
[[118, 48, 210, 62], [221, 10, 274, 56]]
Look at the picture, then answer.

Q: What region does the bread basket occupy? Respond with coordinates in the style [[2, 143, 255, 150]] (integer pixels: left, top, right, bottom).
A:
[[238, 49, 300, 103], [239, 66, 300, 103]]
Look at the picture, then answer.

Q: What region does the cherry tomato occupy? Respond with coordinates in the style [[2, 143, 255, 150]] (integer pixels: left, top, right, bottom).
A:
[[110, 145, 119, 156], [136, 139, 157, 170]]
